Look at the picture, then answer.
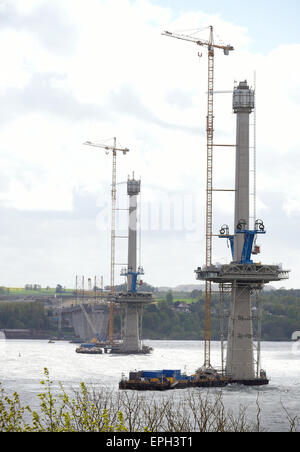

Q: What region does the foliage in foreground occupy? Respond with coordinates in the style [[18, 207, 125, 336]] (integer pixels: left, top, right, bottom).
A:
[[0, 369, 299, 432]]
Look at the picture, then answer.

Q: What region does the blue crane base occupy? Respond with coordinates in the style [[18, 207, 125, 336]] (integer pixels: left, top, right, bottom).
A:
[[219, 229, 266, 264], [121, 270, 144, 293]]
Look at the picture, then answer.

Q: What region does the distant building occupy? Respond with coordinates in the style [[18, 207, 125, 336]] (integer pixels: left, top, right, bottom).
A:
[[171, 303, 191, 313], [25, 284, 41, 291]]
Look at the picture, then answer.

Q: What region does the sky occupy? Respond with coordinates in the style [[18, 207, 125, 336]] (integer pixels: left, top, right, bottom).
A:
[[0, 0, 299, 290]]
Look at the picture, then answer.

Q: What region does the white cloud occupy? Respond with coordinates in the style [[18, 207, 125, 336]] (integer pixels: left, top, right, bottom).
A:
[[0, 0, 298, 288]]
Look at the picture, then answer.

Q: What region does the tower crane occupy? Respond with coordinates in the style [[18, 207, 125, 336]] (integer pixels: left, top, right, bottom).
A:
[[162, 26, 234, 368], [84, 138, 129, 344]]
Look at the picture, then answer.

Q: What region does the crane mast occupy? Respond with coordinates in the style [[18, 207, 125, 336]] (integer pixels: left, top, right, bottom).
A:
[[162, 26, 233, 368], [205, 26, 214, 368], [84, 138, 129, 344], [111, 141, 117, 295]]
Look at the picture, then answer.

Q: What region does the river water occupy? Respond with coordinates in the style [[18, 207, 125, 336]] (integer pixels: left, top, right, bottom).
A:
[[0, 336, 299, 432]]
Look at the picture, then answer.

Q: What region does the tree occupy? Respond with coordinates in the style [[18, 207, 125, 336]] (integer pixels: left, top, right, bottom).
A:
[[191, 289, 202, 299], [56, 284, 63, 294], [166, 290, 173, 304]]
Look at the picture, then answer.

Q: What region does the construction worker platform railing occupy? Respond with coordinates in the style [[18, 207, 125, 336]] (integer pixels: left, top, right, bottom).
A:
[[110, 292, 153, 304], [196, 263, 290, 284]]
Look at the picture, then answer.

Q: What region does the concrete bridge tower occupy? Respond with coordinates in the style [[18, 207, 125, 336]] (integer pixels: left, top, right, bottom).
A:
[[195, 80, 289, 384], [226, 81, 256, 379], [113, 175, 152, 354]]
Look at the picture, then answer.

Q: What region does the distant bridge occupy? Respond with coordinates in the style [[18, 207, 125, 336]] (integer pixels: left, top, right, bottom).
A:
[[57, 303, 110, 342]]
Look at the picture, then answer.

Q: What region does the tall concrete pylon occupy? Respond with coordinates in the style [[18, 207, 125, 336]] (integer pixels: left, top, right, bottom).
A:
[[127, 178, 141, 292], [195, 80, 289, 384], [113, 176, 152, 354], [233, 81, 254, 261], [122, 177, 144, 352], [226, 81, 255, 380]]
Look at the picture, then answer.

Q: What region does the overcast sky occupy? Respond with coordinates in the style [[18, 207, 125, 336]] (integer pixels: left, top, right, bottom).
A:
[[0, 0, 299, 290]]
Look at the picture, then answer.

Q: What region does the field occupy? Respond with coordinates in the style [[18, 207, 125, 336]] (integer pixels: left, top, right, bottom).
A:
[[0, 287, 75, 297]]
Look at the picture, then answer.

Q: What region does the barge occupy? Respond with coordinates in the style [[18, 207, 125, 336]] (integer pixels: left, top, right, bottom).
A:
[[119, 368, 269, 391], [109, 344, 153, 355], [76, 343, 105, 354], [75, 341, 153, 355]]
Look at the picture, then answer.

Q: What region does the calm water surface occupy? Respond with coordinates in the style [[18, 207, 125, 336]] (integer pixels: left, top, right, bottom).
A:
[[0, 337, 299, 432]]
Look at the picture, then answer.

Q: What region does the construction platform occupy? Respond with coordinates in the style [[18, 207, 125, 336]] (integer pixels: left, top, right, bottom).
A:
[[195, 263, 289, 284], [111, 292, 153, 303]]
